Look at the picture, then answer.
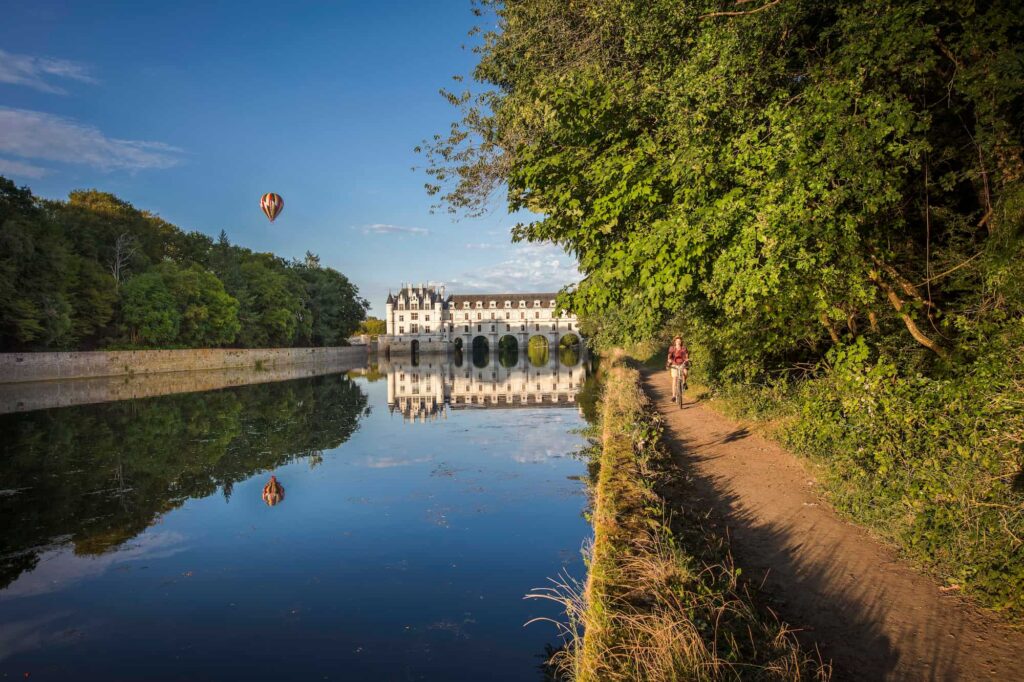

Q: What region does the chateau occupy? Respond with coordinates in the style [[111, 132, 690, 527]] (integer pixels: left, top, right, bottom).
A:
[[378, 283, 583, 355]]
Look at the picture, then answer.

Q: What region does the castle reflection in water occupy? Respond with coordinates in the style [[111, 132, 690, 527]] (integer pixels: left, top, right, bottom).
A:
[[380, 346, 588, 422]]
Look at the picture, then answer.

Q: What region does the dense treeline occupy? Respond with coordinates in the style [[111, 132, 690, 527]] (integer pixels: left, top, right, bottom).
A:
[[427, 2, 1024, 613], [0, 178, 367, 351]]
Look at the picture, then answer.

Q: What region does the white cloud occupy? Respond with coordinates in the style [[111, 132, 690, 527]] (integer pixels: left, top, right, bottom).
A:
[[463, 242, 507, 250], [0, 107, 182, 172], [0, 157, 47, 178], [363, 223, 430, 236], [0, 49, 97, 94], [447, 242, 580, 293]]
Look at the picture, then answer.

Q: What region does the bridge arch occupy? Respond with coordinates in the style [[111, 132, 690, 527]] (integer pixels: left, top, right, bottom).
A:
[[527, 334, 550, 367], [498, 334, 518, 353], [558, 332, 582, 348]]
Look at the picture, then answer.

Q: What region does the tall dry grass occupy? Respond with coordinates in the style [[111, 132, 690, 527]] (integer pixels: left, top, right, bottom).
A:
[[533, 359, 829, 681]]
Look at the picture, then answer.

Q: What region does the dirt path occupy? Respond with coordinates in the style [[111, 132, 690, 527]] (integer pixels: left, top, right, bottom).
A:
[[641, 370, 1024, 681]]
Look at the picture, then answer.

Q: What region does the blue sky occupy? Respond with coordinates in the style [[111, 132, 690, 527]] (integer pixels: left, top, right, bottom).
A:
[[0, 1, 578, 314]]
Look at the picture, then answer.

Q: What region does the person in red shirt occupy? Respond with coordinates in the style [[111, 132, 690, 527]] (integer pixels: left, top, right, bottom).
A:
[[666, 336, 690, 401]]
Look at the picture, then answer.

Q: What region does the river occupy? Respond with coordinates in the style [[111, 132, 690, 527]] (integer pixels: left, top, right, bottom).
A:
[[0, 348, 594, 680]]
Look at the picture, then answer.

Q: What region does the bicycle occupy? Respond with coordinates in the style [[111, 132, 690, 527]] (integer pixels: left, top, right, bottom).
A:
[[668, 361, 689, 408]]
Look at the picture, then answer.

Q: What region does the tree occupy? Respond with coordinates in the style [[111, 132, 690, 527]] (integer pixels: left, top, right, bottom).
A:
[[121, 270, 180, 345], [298, 258, 368, 345], [358, 317, 386, 337], [167, 264, 240, 347], [425, 0, 1023, 373], [237, 257, 303, 347]]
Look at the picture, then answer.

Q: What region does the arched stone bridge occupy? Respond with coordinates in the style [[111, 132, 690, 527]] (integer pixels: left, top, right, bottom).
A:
[[379, 284, 584, 356]]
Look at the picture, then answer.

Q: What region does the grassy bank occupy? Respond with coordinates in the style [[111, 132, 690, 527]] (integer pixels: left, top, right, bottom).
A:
[[544, 355, 827, 681]]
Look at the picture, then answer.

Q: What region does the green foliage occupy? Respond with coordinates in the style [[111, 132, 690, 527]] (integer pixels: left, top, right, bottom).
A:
[[776, 334, 1024, 614], [427, 0, 1024, 618], [166, 263, 241, 346], [121, 269, 180, 345], [0, 179, 367, 350], [297, 253, 367, 345], [357, 317, 387, 337]]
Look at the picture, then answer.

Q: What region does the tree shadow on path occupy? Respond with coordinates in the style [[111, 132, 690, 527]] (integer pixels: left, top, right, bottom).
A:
[[640, 368, 1024, 682]]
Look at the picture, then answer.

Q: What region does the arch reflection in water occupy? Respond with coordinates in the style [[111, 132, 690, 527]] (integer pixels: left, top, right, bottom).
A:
[[381, 347, 588, 422]]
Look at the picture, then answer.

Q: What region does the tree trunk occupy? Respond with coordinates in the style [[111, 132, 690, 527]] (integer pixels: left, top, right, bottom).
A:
[[869, 271, 948, 357]]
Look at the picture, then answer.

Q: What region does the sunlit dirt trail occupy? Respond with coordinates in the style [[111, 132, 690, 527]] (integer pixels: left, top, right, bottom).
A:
[[642, 369, 1024, 681]]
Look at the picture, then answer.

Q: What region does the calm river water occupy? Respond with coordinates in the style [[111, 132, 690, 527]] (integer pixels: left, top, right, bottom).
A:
[[1, 349, 594, 680]]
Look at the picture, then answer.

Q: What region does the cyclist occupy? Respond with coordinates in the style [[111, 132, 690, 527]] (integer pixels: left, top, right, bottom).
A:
[[666, 336, 690, 402]]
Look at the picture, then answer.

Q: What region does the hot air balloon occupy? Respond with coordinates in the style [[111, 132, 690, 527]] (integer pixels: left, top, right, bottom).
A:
[[260, 193, 284, 222], [262, 475, 285, 507]]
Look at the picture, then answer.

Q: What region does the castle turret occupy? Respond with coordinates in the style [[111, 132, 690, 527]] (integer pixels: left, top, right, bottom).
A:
[[385, 291, 395, 335]]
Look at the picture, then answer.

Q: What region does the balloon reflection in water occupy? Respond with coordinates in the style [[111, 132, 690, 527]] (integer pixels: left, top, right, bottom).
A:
[[262, 475, 285, 506]]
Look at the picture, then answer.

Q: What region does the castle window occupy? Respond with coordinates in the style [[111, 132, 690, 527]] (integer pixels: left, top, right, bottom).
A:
[[504, 301, 511, 308], [519, 300, 526, 308], [464, 325, 469, 332], [489, 301, 496, 308], [476, 301, 483, 309], [399, 315, 404, 322], [520, 312, 525, 319], [399, 326, 404, 334], [477, 312, 482, 320], [534, 300, 541, 307], [535, 311, 540, 319], [398, 303, 405, 310], [424, 314, 430, 321], [411, 313, 418, 320], [490, 312, 495, 320], [505, 312, 510, 319], [463, 302, 470, 309]]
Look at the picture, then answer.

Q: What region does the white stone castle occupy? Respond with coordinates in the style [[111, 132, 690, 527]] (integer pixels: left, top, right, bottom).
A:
[[379, 283, 583, 355]]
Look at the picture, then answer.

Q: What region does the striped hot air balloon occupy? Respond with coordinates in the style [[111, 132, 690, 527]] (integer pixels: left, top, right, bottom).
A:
[[260, 193, 284, 222]]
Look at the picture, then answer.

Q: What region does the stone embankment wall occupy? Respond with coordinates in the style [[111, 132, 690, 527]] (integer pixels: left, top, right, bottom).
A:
[[0, 347, 367, 384]]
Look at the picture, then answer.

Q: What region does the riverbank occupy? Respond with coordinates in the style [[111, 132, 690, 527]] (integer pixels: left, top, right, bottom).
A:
[[0, 356, 370, 414], [0, 346, 368, 384], [559, 355, 825, 681]]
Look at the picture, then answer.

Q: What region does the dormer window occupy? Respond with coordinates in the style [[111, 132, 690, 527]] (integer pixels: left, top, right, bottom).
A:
[[489, 301, 496, 308], [463, 302, 470, 309], [549, 300, 556, 307], [476, 301, 483, 309], [533, 300, 541, 308], [519, 301, 526, 308], [504, 301, 511, 308]]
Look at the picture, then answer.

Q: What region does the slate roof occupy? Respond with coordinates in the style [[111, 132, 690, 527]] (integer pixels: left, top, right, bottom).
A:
[[449, 293, 559, 308]]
